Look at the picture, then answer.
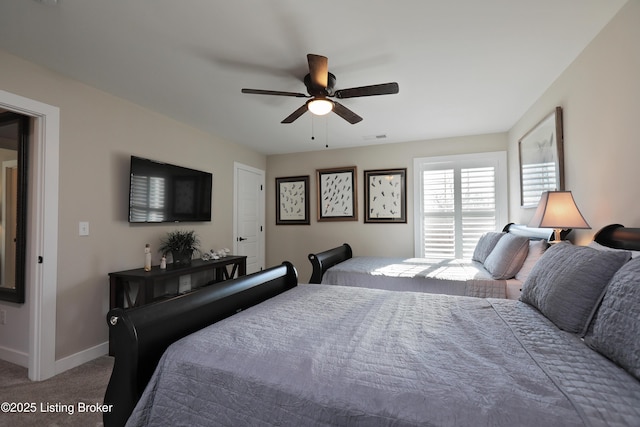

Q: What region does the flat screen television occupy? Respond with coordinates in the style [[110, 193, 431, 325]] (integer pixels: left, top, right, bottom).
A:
[[128, 156, 212, 223]]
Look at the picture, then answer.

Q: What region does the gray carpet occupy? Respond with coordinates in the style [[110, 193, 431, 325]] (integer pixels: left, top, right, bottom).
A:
[[0, 356, 114, 427]]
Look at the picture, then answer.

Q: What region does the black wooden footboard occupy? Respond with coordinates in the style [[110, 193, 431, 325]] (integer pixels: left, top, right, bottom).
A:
[[308, 243, 352, 283], [103, 262, 298, 427]]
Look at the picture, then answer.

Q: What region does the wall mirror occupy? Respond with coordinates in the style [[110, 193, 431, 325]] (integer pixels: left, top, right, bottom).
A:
[[0, 112, 28, 303]]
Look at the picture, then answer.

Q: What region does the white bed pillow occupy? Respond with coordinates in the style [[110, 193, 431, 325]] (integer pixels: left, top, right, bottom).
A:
[[483, 234, 530, 280], [515, 239, 549, 282]]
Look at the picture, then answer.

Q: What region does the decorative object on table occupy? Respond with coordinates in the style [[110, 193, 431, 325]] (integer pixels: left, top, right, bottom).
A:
[[528, 190, 590, 242], [519, 106, 564, 207], [159, 230, 201, 267], [276, 175, 310, 225], [144, 243, 152, 271], [201, 248, 231, 261], [364, 168, 407, 223], [160, 255, 166, 270], [316, 166, 357, 222]]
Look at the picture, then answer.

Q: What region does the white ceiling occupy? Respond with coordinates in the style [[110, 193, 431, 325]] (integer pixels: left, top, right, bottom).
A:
[[0, 0, 627, 155]]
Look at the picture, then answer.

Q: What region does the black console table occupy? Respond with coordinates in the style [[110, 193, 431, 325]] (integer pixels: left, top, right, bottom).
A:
[[109, 256, 247, 311]]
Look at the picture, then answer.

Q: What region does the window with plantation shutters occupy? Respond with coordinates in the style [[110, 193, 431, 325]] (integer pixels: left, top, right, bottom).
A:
[[413, 152, 507, 259]]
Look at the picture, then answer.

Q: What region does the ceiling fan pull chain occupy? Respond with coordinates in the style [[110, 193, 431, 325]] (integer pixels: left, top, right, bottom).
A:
[[311, 115, 315, 141], [325, 116, 329, 148]]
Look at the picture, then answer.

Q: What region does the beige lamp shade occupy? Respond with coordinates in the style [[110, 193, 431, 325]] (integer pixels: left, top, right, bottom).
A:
[[528, 191, 590, 241]]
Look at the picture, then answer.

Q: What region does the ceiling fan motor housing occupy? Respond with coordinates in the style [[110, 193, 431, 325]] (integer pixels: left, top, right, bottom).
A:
[[304, 72, 336, 95]]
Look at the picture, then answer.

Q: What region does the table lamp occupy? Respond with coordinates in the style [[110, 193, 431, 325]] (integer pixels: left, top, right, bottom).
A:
[[528, 191, 591, 241]]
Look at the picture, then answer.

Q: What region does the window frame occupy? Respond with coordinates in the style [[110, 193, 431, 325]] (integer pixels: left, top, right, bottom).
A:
[[413, 151, 508, 258]]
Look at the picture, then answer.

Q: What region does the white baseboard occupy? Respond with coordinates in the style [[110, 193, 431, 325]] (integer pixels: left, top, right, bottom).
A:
[[0, 345, 28, 367], [55, 341, 109, 376]]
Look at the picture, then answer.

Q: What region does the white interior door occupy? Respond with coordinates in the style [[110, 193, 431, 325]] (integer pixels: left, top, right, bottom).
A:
[[234, 163, 265, 274]]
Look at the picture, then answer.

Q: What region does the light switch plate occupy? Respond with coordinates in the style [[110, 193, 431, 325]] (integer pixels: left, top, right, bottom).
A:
[[79, 221, 89, 236]]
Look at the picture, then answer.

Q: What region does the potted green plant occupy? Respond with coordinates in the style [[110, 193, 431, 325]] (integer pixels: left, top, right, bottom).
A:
[[159, 230, 200, 267]]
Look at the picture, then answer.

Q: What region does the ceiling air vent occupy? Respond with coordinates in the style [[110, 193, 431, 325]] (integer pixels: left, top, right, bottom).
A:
[[363, 134, 387, 141]]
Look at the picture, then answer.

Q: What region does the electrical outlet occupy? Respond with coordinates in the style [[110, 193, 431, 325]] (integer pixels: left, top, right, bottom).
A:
[[0, 309, 6, 325]]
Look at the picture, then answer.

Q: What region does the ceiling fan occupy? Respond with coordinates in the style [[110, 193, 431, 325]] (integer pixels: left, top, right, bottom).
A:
[[241, 54, 399, 124]]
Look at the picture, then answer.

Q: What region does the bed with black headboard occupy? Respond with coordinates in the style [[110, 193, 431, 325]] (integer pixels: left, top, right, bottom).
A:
[[308, 223, 567, 299], [105, 225, 640, 427], [103, 262, 297, 427], [593, 223, 640, 251]]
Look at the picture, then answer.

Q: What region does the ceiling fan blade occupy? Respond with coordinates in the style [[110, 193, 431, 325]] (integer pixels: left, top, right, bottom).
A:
[[242, 88, 308, 98], [281, 104, 309, 124], [333, 102, 363, 124], [307, 54, 328, 89], [334, 82, 399, 99]]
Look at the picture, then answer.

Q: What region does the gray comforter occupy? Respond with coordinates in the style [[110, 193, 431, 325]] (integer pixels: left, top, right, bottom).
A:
[[322, 257, 507, 298], [127, 284, 640, 427]]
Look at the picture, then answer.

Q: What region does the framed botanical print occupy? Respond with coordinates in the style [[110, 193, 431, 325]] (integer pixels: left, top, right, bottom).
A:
[[316, 166, 357, 221], [519, 106, 565, 207], [364, 168, 407, 223], [276, 175, 310, 225]]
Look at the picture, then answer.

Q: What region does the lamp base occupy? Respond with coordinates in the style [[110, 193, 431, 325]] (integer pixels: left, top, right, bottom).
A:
[[553, 228, 563, 242]]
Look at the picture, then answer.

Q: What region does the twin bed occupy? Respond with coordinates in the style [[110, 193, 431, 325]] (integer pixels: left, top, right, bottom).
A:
[[105, 224, 640, 427]]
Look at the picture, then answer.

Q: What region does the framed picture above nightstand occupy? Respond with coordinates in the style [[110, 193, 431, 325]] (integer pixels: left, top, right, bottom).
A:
[[519, 106, 564, 207]]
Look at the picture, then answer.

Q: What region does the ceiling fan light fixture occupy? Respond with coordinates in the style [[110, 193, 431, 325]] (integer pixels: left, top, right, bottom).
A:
[[307, 98, 334, 116]]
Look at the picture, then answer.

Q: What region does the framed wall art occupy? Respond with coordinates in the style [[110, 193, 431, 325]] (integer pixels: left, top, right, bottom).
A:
[[316, 166, 357, 222], [519, 106, 565, 207], [364, 168, 407, 223], [276, 175, 310, 225]]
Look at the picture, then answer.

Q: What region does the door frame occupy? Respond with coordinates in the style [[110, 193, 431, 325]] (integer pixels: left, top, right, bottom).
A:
[[233, 162, 265, 272], [1, 160, 18, 288], [0, 90, 59, 381]]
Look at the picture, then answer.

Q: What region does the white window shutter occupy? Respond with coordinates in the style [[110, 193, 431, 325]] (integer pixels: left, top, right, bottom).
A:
[[414, 152, 507, 260]]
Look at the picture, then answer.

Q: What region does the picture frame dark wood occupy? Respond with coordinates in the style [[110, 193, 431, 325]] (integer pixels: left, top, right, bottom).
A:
[[276, 175, 310, 225], [316, 166, 358, 222], [519, 106, 564, 207], [364, 168, 407, 223]]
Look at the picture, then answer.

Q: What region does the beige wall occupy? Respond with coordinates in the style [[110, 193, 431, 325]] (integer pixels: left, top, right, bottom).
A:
[[266, 133, 508, 282], [0, 50, 266, 360], [508, 0, 640, 245]]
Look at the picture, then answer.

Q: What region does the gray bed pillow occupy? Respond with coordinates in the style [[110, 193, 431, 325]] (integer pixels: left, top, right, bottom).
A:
[[584, 257, 640, 380], [472, 232, 504, 263], [520, 243, 631, 336], [483, 233, 530, 279]]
